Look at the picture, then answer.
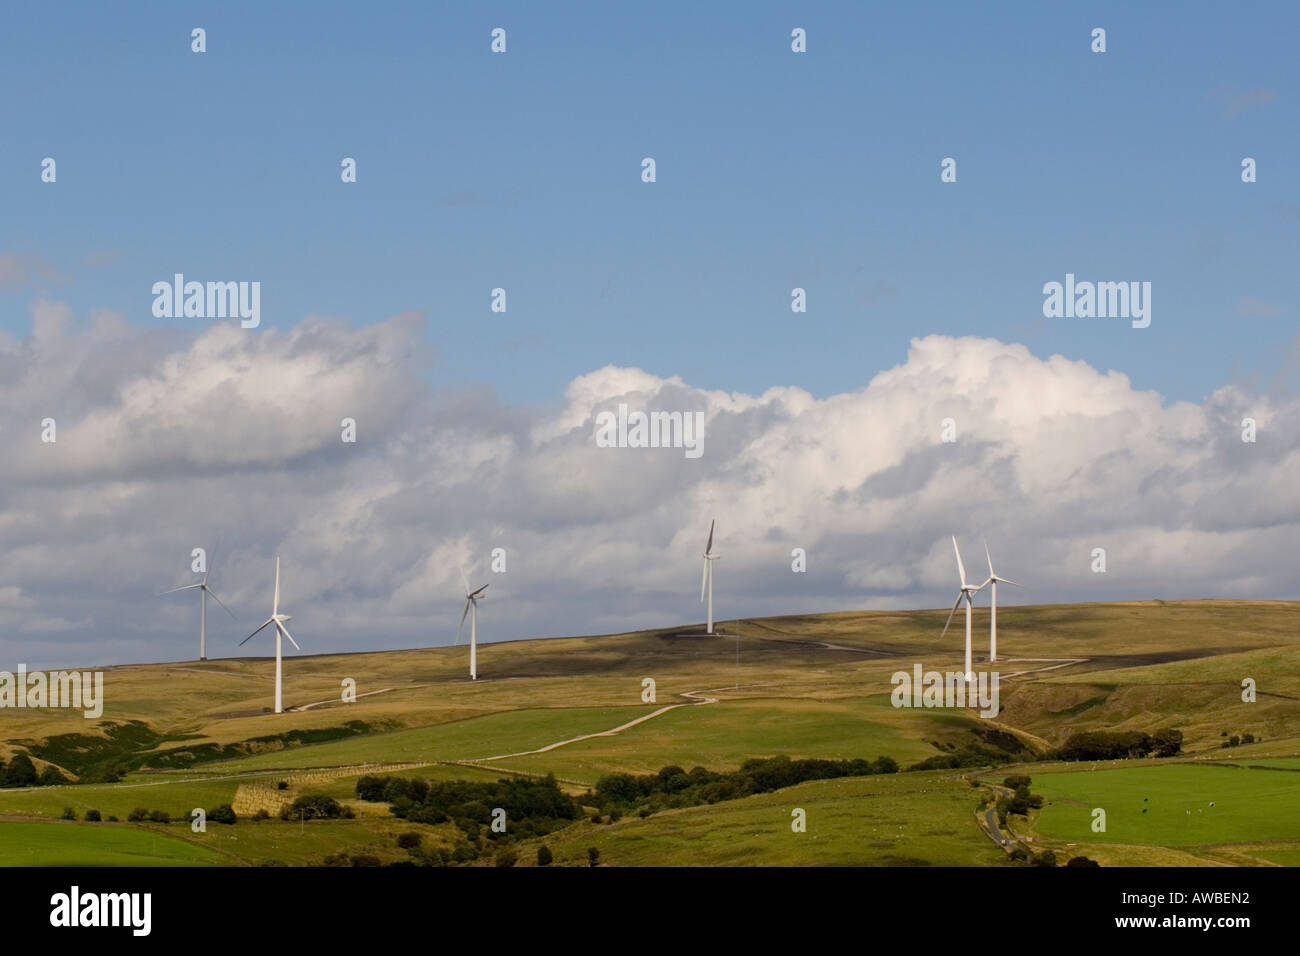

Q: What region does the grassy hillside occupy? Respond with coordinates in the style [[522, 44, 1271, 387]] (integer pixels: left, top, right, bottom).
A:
[[2, 600, 1297, 866]]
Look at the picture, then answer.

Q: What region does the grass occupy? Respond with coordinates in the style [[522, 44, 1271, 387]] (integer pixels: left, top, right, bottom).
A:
[[1030, 764, 1300, 846], [520, 770, 1009, 867], [198, 704, 661, 772], [491, 697, 946, 783], [0, 821, 225, 866]]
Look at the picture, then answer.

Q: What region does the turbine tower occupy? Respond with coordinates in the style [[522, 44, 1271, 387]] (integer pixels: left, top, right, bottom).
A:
[[700, 519, 720, 634], [161, 564, 236, 661], [941, 536, 986, 682], [458, 567, 488, 680], [239, 557, 300, 714], [979, 540, 1020, 664]]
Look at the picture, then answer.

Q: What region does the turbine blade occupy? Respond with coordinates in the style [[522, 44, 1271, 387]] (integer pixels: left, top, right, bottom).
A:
[[161, 584, 202, 594], [273, 557, 281, 617], [240, 618, 274, 646], [276, 621, 301, 651], [207, 588, 239, 621], [459, 565, 471, 597], [705, 519, 715, 555], [984, 539, 994, 578], [470, 584, 489, 598], [700, 558, 708, 602], [998, 577, 1022, 587], [457, 600, 470, 644], [952, 536, 967, 587], [941, 592, 962, 638]]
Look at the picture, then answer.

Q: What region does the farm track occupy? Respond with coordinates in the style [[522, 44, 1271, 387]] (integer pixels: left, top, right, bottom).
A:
[[466, 687, 721, 762]]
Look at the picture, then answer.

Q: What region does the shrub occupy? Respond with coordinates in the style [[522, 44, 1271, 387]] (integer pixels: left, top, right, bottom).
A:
[[587, 847, 600, 867], [3, 754, 38, 788], [1152, 728, 1183, 757], [39, 766, 70, 787], [494, 848, 518, 868], [1030, 850, 1058, 867], [451, 844, 478, 863], [282, 794, 343, 821], [148, 809, 170, 823], [253, 809, 270, 821], [84, 809, 102, 822], [397, 831, 422, 850], [127, 807, 149, 822], [537, 845, 553, 867], [208, 804, 237, 825], [1066, 856, 1101, 867], [60, 807, 77, 820]]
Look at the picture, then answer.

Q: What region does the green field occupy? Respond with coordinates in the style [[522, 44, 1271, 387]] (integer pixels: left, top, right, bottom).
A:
[[492, 697, 945, 784], [0, 821, 224, 866], [199, 704, 659, 773], [1031, 764, 1300, 846], [525, 771, 1010, 867]]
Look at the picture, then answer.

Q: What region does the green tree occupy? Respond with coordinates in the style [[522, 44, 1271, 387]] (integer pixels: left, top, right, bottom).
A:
[[4, 754, 38, 787], [84, 809, 102, 822], [208, 804, 238, 825], [537, 845, 553, 867], [587, 846, 600, 867]]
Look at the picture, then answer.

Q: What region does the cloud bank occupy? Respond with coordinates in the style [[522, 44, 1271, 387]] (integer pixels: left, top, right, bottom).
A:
[[2, 301, 1297, 668]]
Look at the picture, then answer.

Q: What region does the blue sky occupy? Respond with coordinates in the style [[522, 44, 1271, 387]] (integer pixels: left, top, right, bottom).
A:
[[3, 1, 1296, 406]]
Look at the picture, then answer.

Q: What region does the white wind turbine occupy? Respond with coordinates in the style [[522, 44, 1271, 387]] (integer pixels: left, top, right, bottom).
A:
[[161, 564, 236, 661], [457, 567, 488, 681], [239, 557, 300, 714], [941, 536, 986, 682], [700, 519, 720, 634], [978, 540, 1021, 664]]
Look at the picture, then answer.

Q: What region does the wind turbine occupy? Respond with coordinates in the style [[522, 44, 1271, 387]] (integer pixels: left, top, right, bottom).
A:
[[700, 519, 720, 634], [979, 540, 1021, 664], [457, 567, 488, 680], [239, 557, 300, 714], [160, 564, 236, 661], [941, 537, 986, 682]]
